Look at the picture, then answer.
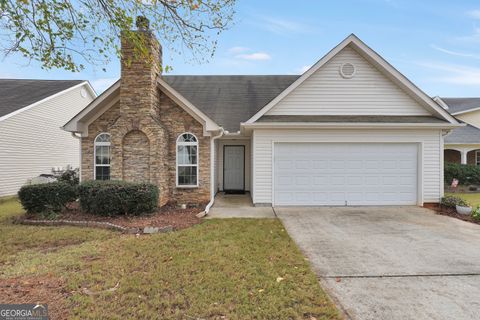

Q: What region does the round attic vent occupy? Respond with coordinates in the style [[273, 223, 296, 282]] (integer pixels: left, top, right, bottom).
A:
[[80, 88, 87, 98], [340, 62, 356, 79]]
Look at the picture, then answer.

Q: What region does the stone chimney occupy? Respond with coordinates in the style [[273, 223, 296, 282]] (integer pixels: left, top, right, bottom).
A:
[[120, 16, 162, 118]]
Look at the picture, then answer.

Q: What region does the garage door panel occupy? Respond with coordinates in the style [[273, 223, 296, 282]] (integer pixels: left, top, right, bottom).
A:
[[277, 160, 293, 169], [274, 143, 418, 206], [313, 160, 328, 169]]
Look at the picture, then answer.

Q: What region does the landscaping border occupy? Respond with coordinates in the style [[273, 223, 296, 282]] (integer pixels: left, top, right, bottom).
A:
[[16, 218, 176, 234], [16, 218, 138, 233]]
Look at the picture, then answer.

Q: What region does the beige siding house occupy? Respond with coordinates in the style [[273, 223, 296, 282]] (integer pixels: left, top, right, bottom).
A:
[[0, 80, 96, 197], [64, 31, 461, 212]]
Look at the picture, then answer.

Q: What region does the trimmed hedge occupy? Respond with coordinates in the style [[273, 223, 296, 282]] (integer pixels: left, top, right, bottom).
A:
[[78, 180, 159, 216], [444, 162, 480, 185], [18, 182, 77, 214]]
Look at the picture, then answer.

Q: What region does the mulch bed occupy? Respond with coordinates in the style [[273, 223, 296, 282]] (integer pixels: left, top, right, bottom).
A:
[[0, 275, 70, 319], [424, 203, 480, 225], [20, 202, 204, 232]]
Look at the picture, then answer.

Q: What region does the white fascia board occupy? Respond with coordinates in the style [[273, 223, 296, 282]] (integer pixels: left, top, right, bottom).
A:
[[62, 80, 120, 133], [83, 81, 98, 99], [245, 34, 460, 125], [157, 78, 220, 134], [241, 122, 464, 129], [433, 96, 449, 110], [444, 143, 480, 145], [0, 81, 95, 123], [78, 96, 120, 137], [452, 107, 480, 116]]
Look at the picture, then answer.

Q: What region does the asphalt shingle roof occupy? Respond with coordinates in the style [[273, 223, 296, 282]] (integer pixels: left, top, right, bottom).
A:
[[441, 98, 480, 114], [163, 75, 299, 132], [0, 79, 84, 118], [445, 123, 480, 144]]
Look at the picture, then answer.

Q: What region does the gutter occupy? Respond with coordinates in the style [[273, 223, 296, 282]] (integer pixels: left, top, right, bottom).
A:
[[197, 128, 225, 218], [241, 122, 465, 129]]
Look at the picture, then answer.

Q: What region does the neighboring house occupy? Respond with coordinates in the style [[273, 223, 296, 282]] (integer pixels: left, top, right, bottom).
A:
[[435, 98, 480, 165], [64, 30, 462, 209], [0, 79, 96, 197]]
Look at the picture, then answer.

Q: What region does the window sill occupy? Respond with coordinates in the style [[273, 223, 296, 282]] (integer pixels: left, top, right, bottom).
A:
[[176, 185, 199, 189]]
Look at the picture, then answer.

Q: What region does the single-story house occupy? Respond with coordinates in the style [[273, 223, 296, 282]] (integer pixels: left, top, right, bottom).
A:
[[63, 29, 463, 209], [0, 79, 96, 197], [434, 98, 480, 165]]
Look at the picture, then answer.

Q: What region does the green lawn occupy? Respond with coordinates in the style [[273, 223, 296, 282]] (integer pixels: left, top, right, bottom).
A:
[[446, 192, 480, 207], [0, 197, 340, 319]]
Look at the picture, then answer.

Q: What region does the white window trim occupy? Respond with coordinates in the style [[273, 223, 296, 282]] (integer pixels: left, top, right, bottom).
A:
[[476, 151, 480, 166], [176, 133, 199, 188], [93, 133, 111, 180]]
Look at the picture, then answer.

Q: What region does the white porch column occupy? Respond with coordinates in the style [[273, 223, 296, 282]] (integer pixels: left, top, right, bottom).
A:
[[461, 149, 468, 164]]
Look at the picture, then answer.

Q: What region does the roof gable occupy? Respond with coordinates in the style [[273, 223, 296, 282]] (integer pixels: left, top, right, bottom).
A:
[[246, 34, 459, 124], [0, 79, 88, 119], [265, 45, 431, 117]]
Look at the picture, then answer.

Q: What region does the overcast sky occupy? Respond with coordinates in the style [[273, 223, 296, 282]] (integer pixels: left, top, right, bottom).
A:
[[1, 0, 479, 97]]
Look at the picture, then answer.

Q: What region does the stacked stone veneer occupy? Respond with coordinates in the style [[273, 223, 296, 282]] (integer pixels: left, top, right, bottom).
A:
[[81, 31, 210, 206]]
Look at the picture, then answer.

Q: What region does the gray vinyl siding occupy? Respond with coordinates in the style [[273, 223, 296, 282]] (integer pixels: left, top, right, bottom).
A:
[[0, 84, 94, 196]]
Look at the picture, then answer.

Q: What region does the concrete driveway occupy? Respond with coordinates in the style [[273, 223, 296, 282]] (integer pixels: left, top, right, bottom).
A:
[[276, 206, 480, 320]]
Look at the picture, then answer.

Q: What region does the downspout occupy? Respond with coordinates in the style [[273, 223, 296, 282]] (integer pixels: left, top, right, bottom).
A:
[[197, 127, 224, 218], [70, 132, 82, 183]]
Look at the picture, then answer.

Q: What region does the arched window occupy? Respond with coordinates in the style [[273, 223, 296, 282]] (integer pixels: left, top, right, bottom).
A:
[[176, 133, 198, 187], [94, 133, 111, 180]]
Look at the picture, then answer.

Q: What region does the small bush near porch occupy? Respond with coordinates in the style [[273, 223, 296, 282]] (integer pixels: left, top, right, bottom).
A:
[[0, 197, 340, 319], [78, 180, 159, 216]]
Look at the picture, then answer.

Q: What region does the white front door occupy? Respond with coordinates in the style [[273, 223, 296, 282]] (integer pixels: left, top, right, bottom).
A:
[[224, 145, 245, 191], [274, 143, 418, 206]]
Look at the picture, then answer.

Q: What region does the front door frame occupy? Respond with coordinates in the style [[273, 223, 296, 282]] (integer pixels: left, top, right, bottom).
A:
[[223, 145, 245, 192]]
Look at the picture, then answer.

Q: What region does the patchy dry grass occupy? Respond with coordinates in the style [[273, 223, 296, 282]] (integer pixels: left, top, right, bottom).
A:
[[0, 197, 111, 267], [0, 198, 340, 319]]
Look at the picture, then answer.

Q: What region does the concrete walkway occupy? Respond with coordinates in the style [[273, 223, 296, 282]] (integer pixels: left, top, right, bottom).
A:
[[206, 193, 275, 218], [276, 206, 480, 320]]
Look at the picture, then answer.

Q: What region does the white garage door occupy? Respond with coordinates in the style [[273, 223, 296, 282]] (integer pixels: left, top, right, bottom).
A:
[[274, 143, 418, 206]]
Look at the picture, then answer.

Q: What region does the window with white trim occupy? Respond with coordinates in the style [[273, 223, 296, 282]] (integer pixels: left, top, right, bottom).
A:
[[176, 133, 198, 187], [94, 133, 111, 180], [476, 150, 480, 166]]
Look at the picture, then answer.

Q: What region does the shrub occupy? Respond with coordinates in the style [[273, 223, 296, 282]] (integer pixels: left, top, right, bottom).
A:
[[18, 182, 77, 214], [472, 206, 480, 221], [57, 168, 79, 185], [78, 180, 159, 216], [440, 195, 469, 208], [444, 162, 480, 186]]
